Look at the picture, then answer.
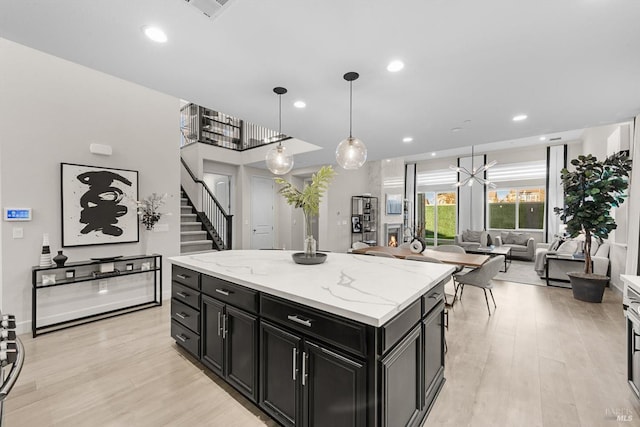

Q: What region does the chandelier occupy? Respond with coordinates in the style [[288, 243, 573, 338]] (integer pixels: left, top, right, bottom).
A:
[[450, 146, 497, 188]]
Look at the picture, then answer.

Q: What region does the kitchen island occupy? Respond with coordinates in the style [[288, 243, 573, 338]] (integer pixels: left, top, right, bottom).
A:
[[169, 250, 453, 427]]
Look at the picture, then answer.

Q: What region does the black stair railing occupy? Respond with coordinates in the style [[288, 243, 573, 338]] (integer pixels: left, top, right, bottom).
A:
[[181, 158, 232, 250]]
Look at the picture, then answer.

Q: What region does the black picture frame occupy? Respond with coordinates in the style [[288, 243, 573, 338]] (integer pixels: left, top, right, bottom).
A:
[[351, 216, 362, 233], [125, 263, 134, 271], [65, 269, 75, 279], [61, 163, 139, 247]]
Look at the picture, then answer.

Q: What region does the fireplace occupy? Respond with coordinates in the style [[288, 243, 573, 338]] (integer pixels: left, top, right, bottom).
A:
[[385, 223, 403, 247]]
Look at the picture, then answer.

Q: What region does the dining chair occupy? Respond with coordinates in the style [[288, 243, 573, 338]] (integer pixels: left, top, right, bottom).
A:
[[365, 250, 395, 258], [453, 256, 503, 315], [431, 245, 466, 254], [352, 241, 370, 250]]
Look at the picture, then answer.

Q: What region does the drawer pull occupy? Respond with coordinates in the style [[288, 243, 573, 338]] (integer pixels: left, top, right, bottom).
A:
[[215, 289, 230, 296], [176, 292, 189, 299], [428, 293, 442, 300], [287, 315, 312, 327], [175, 312, 188, 320], [175, 334, 188, 343], [176, 274, 189, 280]]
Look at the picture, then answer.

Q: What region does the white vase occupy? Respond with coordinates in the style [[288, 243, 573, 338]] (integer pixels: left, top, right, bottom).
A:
[[40, 233, 53, 267]]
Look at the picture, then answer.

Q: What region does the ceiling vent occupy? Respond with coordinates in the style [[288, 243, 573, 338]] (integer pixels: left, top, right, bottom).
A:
[[549, 137, 562, 141], [184, 0, 232, 19]]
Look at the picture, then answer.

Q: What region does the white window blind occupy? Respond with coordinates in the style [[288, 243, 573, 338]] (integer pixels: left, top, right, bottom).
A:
[[487, 160, 546, 183], [416, 169, 457, 187]]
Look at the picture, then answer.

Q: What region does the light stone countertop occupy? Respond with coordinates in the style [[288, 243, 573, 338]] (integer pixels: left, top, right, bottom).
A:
[[169, 250, 454, 327]]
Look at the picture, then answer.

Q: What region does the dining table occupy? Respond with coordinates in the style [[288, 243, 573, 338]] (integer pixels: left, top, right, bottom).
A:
[[351, 245, 490, 268]]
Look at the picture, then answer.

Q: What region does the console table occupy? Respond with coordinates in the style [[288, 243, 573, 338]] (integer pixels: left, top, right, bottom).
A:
[[31, 254, 162, 337]]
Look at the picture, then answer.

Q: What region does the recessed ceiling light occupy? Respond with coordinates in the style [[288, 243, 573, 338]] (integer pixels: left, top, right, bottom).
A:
[[539, 136, 546, 141], [294, 101, 306, 108], [431, 152, 436, 157], [142, 26, 167, 43], [386, 159, 391, 162], [512, 114, 528, 122], [451, 127, 462, 132], [387, 60, 404, 72], [403, 137, 413, 143]]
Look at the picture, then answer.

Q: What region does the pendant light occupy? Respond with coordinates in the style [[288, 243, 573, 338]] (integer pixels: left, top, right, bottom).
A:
[[450, 145, 497, 188], [266, 87, 294, 175], [336, 72, 367, 170]]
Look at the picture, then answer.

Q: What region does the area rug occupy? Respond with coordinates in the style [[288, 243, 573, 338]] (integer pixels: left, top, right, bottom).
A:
[[493, 259, 546, 286]]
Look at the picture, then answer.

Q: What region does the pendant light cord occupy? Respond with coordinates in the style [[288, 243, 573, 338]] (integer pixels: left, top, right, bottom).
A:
[[349, 81, 353, 138], [278, 93, 282, 148]]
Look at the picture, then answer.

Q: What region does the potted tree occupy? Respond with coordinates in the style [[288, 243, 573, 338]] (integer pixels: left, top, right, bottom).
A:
[[275, 166, 336, 262], [554, 151, 632, 302]]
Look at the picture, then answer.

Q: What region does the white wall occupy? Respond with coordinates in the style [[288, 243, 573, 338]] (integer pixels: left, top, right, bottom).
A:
[[0, 39, 181, 332]]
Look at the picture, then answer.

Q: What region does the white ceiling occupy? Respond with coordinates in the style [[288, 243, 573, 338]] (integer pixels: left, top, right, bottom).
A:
[[2, 0, 639, 169]]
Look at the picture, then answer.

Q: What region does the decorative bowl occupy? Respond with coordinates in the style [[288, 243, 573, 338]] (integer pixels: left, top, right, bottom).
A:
[[292, 252, 327, 265]]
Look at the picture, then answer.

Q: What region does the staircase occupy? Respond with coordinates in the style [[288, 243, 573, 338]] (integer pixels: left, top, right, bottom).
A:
[[180, 191, 215, 253]]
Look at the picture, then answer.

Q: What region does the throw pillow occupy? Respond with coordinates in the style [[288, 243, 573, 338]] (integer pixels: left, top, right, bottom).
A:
[[557, 240, 579, 254], [512, 233, 531, 246], [549, 238, 562, 251]]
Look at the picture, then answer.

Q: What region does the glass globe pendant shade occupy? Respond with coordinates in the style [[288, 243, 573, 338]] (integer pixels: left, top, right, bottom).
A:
[[266, 144, 294, 175], [336, 137, 367, 170]]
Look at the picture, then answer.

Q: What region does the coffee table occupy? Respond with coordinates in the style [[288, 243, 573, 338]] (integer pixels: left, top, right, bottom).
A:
[[465, 246, 511, 272]]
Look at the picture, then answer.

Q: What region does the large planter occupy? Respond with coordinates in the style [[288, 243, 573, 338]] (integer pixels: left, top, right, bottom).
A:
[[567, 272, 609, 303]]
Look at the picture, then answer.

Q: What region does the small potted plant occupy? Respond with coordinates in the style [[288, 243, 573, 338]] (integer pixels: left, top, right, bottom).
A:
[[275, 166, 336, 261], [554, 151, 632, 302], [137, 193, 168, 230]]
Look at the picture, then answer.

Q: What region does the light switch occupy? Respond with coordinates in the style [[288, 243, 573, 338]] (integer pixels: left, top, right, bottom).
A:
[[12, 227, 23, 239]]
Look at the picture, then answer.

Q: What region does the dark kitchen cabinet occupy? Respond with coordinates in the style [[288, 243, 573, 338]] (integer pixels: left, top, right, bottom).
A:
[[260, 321, 366, 427], [380, 324, 422, 427], [423, 301, 445, 408], [202, 294, 258, 402]]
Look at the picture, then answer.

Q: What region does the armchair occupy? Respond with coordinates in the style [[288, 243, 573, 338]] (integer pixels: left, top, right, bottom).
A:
[[454, 229, 487, 251], [494, 231, 535, 261]]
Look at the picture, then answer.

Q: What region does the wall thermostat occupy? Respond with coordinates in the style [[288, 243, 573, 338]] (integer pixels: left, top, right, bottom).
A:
[[4, 208, 32, 221]]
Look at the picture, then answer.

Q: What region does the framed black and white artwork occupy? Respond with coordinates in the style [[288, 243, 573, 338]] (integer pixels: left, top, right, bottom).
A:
[[61, 163, 139, 247]]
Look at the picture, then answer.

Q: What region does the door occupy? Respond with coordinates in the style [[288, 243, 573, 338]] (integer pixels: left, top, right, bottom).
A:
[[226, 306, 258, 402], [203, 173, 231, 214], [423, 191, 457, 246], [423, 301, 445, 408], [260, 321, 301, 427], [380, 324, 422, 427], [302, 341, 366, 427], [251, 176, 275, 249], [201, 295, 224, 376]]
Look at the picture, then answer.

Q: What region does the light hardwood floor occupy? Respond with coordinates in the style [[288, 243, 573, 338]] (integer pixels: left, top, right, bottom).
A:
[[5, 280, 640, 426]]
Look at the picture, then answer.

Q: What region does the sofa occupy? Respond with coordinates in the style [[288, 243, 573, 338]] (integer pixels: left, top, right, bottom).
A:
[[454, 229, 488, 251], [534, 237, 610, 282], [494, 231, 535, 261]]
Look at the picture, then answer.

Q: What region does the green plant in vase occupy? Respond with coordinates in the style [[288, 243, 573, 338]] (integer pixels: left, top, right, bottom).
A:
[[275, 166, 336, 257]]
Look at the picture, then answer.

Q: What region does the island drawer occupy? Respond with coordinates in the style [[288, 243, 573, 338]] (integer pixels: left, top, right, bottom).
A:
[[260, 294, 367, 357], [171, 319, 200, 358], [172, 282, 200, 310], [172, 266, 200, 290], [380, 299, 421, 354], [422, 280, 445, 315], [201, 275, 258, 314], [171, 299, 200, 333]]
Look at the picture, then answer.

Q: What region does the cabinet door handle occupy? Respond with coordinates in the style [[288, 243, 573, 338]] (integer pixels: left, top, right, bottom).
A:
[[175, 312, 188, 320], [429, 293, 442, 300], [222, 314, 227, 339], [634, 330, 640, 353], [176, 291, 189, 299], [287, 315, 312, 327], [292, 348, 297, 381], [176, 274, 189, 280], [302, 351, 308, 386], [175, 334, 188, 343], [217, 312, 222, 336], [215, 289, 230, 296]]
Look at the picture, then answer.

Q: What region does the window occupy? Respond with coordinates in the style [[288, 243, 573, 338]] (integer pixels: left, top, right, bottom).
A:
[[486, 160, 546, 230], [488, 188, 545, 230]]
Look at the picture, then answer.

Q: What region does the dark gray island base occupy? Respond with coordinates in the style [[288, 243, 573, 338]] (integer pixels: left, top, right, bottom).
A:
[[170, 253, 447, 427]]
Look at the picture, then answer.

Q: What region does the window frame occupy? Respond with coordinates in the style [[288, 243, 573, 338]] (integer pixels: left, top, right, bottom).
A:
[[487, 186, 546, 231]]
